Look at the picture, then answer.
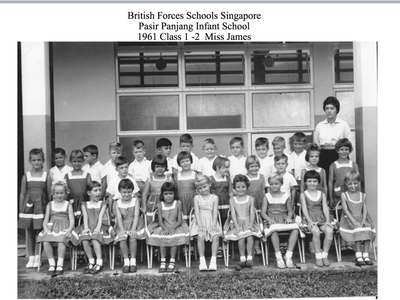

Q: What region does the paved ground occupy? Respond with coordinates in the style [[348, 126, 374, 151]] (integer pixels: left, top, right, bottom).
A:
[[18, 244, 377, 280]]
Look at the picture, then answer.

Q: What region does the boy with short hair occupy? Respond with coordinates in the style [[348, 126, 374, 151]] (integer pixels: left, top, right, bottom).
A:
[[83, 144, 107, 199], [196, 138, 218, 177], [49, 147, 73, 185], [104, 142, 123, 186], [172, 134, 199, 174], [128, 140, 151, 196], [107, 156, 140, 219], [273, 154, 297, 207], [254, 137, 273, 189], [266, 136, 294, 179], [227, 136, 247, 182], [156, 138, 173, 176]]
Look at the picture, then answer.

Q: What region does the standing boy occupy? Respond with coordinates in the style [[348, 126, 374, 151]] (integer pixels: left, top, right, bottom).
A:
[[254, 137, 273, 190], [82, 144, 107, 199], [156, 138, 173, 176], [273, 154, 297, 207], [266, 136, 294, 179], [227, 136, 247, 183], [172, 134, 199, 174], [196, 138, 218, 177], [128, 140, 151, 197], [104, 142, 122, 187]]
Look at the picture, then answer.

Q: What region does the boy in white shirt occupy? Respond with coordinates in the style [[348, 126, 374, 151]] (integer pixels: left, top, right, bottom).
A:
[[82, 144, 107, 199], [128, 140, 151, 197], [227, 136, 247, 183], [49, 147, 73, 185], [155, 138, 173, 176], [274, 154, 297, 206], [254, 137, 273, 191], [104, 142, 122, 187], [196, 138, 218, 177], [172, 134, 199, 174], [106, 156, 139, 219], [266, 136, 294, 180]]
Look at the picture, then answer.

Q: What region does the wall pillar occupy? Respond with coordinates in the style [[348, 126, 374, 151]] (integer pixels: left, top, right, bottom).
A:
[[353, 42, 378, 237], [21, 42, 52, 171]]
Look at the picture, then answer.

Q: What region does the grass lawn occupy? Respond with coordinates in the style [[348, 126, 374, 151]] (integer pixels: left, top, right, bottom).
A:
[[18, 269, 377, 299]]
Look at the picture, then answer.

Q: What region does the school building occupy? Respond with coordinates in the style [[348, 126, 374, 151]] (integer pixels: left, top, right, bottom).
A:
[[18, 41, 378, 234]]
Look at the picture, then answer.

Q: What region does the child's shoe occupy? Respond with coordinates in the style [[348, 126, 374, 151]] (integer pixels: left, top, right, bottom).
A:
[[322, 257, 330, 267], [246, 260, 255, 268], [284, 257, 295, 269], [315, 259, 323, 267], [167, 261, 175, 273], [83, 263, 94, 274], [208, 258, 217, 271], [216, 248, 223, 258], [277, 258, 286, 269], [363, 256, 373, 266], [355, 257, 366, 267], [238, 260, 247, 268], [26, 256, 35, 268], [90, 264, 103, 275], [199, 260, 208, 271], [129, 265, 137, 273], [54, 266, 64, 275], [158, 261, 167, 273], [122, 265, 130, 273], [47, 265, 55, 276]]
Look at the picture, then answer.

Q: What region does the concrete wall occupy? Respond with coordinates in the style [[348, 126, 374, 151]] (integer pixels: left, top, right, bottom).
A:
[[52, 42, 117, 164]]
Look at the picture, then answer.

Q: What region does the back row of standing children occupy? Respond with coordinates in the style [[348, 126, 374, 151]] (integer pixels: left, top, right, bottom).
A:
[[18, 132, 375, 273]]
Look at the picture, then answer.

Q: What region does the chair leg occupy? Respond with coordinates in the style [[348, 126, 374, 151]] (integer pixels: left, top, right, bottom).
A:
[[184, 244, 189, 267], [260, 238, 266, 266], [188, 241, 191, 268], [225, 242, 229, 267], [140, 240, 143, 263], [334, 235, 341, 262], [373, 241, 377, 261], [37, 242, 42, 272], [264, 239, 269, 265]]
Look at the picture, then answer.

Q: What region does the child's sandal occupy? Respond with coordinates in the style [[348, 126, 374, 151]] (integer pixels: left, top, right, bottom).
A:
[[167, 262, 175, 272], [355, 257, 366, 267], [54, 266, 64, 275], [363, 257, 373, 265], [83, 263, 94, 274], [47, 265, 55, 276], [159, 262, 167, 273]]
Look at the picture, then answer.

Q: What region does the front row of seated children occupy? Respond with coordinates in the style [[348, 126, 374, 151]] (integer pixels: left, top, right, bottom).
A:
[[34, 169, 376, 275]]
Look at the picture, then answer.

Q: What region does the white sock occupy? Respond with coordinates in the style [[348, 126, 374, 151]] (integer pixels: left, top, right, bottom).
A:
[[89, 258, 95, 265], [96, 258, 103, 266], [363, 252, 369, 258], [170, 258, 176, 263], [210, 256, 216, 263], [247, 255, 253, 261], [275, 252, 282, 259], [356, 251, 362, 258], [57, 258, 64, 267], [124, 258, 130, 266], [322, 252, 328, 259], [48, 258, 55, 267], [285, 251, 293, 258], [200, 256, 206, 263], [34, 255, 40, 263], [240, 256, 246, 262], [316, 252, 322, 259], [27, 256, 35, 264], [130, 258, 136, 266]]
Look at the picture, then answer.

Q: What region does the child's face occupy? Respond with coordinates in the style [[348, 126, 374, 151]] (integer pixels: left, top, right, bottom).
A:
[[196, 182, 211, 196], [308, 151, 320, 166], [293, 140, 306, 154], [120, 187, 133, 201], [179, 158, 192, 171], [337, 146, 350, 159], [154, 164, 166, 176], [273, 142, 285, 156], [274, 158, 287, 173], [180, 142, 193, 153], [159, 146, 171, 157], [203, 143, 216, 159], [234, 181, 247, 196], [109, 148, 121, 163], [345, 179, 359, 192], [53, 186, 66, 202], [133, 147, 145, 161], [54, 153, 66, 168], [88, 186, 102, 201], [116, 163, 129, 177], [248, 162, 259, 176], [269, 178, 282, 193], [84, 152, 96, 165], [163, 191, 175, 203], [305, 178, 319, 190], [230, 142, 244, 157], [218, 161, 230, 177], [255, 145, 269, 159], [30, 154, 44, 170], [71, 157, 84, 171]]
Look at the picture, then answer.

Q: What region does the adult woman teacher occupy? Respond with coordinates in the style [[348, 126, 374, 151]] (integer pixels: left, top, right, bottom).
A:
[[314, 96, 351, 181]]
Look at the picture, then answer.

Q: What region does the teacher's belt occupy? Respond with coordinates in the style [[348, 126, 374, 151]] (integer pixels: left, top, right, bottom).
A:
[[320, 145, 336, 150]]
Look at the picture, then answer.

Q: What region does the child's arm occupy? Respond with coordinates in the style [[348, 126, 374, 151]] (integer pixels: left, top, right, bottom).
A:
[[100, 176, 107, 200], [340, 193, 360, 227], [46, 173, 52, 199], [42, 203, 51, 233], [321, 192, 332, 228], [260, 195, 274, 224], [285, 196, 294, 223], [193, 196, 204, 233], [361, 194, 369, 227], [94, 204, 107, 234], [300, 169, 306, 194], [170, 202, 183, 233], [300, 193, 315, 230], [81, 204, 90, 234], [19, 175, 27, 211], [328, 164, 334, 207], [141, 179, 150, 215], [65, 203, 75, 237], [290, 185, 296, 207], [229, 198, 240, 234], [228, 180, 234, 199], [129, 198, 140, 237], [157, 203, 169, 234], [321, 169, 328, 197]]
